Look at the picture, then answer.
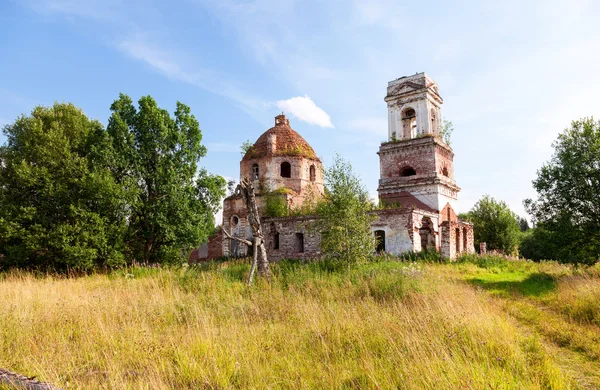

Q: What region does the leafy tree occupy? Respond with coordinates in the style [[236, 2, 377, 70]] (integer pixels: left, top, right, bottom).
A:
[[518, 216, 530, 232], [519, 226, 560, 261], [466, 195, 521, 255], [106, 94, 225, 264], [524, 118, 600, 264], [0, 103, 126, 270], [317, 154, 375, 266]]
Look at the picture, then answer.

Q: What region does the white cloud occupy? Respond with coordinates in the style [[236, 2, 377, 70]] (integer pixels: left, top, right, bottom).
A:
[[275, 96, 334, 128], [117, 37, 270, 123]]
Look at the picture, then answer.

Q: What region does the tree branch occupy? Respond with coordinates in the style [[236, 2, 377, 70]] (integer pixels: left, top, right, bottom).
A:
[[221, 228, 252, 246]]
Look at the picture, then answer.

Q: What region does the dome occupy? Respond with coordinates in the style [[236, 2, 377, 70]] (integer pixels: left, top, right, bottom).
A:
[[242, 114, 319, 161]]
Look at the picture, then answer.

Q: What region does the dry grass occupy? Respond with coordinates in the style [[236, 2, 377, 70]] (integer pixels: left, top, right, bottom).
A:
[[0, 260, 582, 389]]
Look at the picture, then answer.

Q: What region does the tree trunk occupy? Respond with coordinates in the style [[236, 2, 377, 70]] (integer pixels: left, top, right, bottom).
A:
[[238, 179, 271, 281]]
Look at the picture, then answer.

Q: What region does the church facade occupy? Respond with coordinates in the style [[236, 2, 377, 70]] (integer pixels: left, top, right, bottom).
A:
[[194, 73, 474, 262]]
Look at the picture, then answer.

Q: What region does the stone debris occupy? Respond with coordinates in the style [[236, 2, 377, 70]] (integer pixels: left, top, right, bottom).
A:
[[0, 368, 62, 390]]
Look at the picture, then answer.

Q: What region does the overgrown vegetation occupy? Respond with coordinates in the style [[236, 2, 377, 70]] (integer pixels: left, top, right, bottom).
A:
[[3, 254, 599, 389], [439, 119, 454, 146]]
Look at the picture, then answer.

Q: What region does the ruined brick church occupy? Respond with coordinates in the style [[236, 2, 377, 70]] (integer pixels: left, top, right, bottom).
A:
[[196, 73, 474, 261]]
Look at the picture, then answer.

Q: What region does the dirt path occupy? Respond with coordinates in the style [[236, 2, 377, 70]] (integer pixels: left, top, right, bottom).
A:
[[467, 283, 600, 389]]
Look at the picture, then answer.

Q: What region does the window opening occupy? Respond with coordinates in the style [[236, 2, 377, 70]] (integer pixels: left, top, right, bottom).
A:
[[295, 233, 304, 253], [251, 163, 259, 179], [455, 228, 461, 254], [281, 162, 291, 178], [400, 166, 416, 177], [309, 164, 316, 182]]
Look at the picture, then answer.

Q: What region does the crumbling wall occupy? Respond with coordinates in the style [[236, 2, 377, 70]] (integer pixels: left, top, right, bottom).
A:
[[440, 220, 475, 260], [371, 208, 414, 254], [263, 215, 321, 261]]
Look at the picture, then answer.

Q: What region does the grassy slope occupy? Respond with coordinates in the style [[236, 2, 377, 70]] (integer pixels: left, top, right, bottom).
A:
[[0, 257, 598, 389]]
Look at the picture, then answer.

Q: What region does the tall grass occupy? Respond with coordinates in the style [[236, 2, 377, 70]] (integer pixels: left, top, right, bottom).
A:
[[0, 260, 575, 389]]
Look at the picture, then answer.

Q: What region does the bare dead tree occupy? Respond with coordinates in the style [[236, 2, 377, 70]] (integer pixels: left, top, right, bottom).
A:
[[0, 368, 62, 390], [222, 178, 271, 285]]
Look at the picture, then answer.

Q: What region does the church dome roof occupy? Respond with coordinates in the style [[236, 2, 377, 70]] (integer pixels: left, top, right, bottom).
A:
[[242, 114, 319, 161]]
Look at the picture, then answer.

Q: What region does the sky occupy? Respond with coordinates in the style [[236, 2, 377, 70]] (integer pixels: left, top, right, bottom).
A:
[[1, 0, 600, 220]]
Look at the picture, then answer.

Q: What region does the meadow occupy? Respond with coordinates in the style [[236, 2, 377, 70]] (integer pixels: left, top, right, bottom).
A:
[[0, 255, 599, 389]]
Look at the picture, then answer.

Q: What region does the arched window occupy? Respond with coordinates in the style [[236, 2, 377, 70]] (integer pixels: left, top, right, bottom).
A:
[[281, 161, 291, 178], [374, 230, 386, 253], [309, 164, 316, 182], [231, 215, 239, 226], [400, 166, 416, 177], [402, 108, 417, 138], [251, 163, 259, 179], [442, 166, 449, 177], [419, 217, 433, 251]]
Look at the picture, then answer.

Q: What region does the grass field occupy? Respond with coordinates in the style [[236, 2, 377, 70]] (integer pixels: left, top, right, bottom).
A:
[[0, 255, 599, 389]]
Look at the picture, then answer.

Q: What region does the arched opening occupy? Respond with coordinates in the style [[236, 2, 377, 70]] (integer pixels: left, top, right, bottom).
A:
[[281, 161, 291, 178], [251, 163, 259, 180], [402, 108, 417, 138], [430, 108, 437, 135], [309, 164, 316, 182], [374, 230, 386, 253], [295, 233, 304, 253], [274, 233, 280, 250], [419, 217, 434, 251], [231, 215, 239, 226], [455, 227, 461, 254], [400, 166, 417, 177], [463, 227, 468, 253], [442, 166, 449, 177]]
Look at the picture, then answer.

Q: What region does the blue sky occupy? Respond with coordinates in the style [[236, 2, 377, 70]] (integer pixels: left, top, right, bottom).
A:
[[2, 0, 600, 219]]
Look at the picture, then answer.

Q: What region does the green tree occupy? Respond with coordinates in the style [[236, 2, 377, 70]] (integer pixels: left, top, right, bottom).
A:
[[317, 154, 375, 266], [0, 103, 126, 270], [466, 195, 521, 254], [524, 118, 600, 264], [106, 94, 225, 264], [518, 216, 530, 232]]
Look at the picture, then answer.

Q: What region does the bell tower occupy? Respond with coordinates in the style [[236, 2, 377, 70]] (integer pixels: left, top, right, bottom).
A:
[[377, 73, 460, 217]]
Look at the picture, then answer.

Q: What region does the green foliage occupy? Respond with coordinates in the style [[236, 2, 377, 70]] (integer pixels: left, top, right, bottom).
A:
[[465, 195, 521, 255], [240, 139, 254, 156], [524, 118, 600, 265], [518, 216, 530, 232], [519, 227, 557, 261], [439, 119, 454, 146], [0, 103, 126, 271], [317, 154, 375, 266], [262, 190, 290, 217], [106, 94, 226, 264]]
